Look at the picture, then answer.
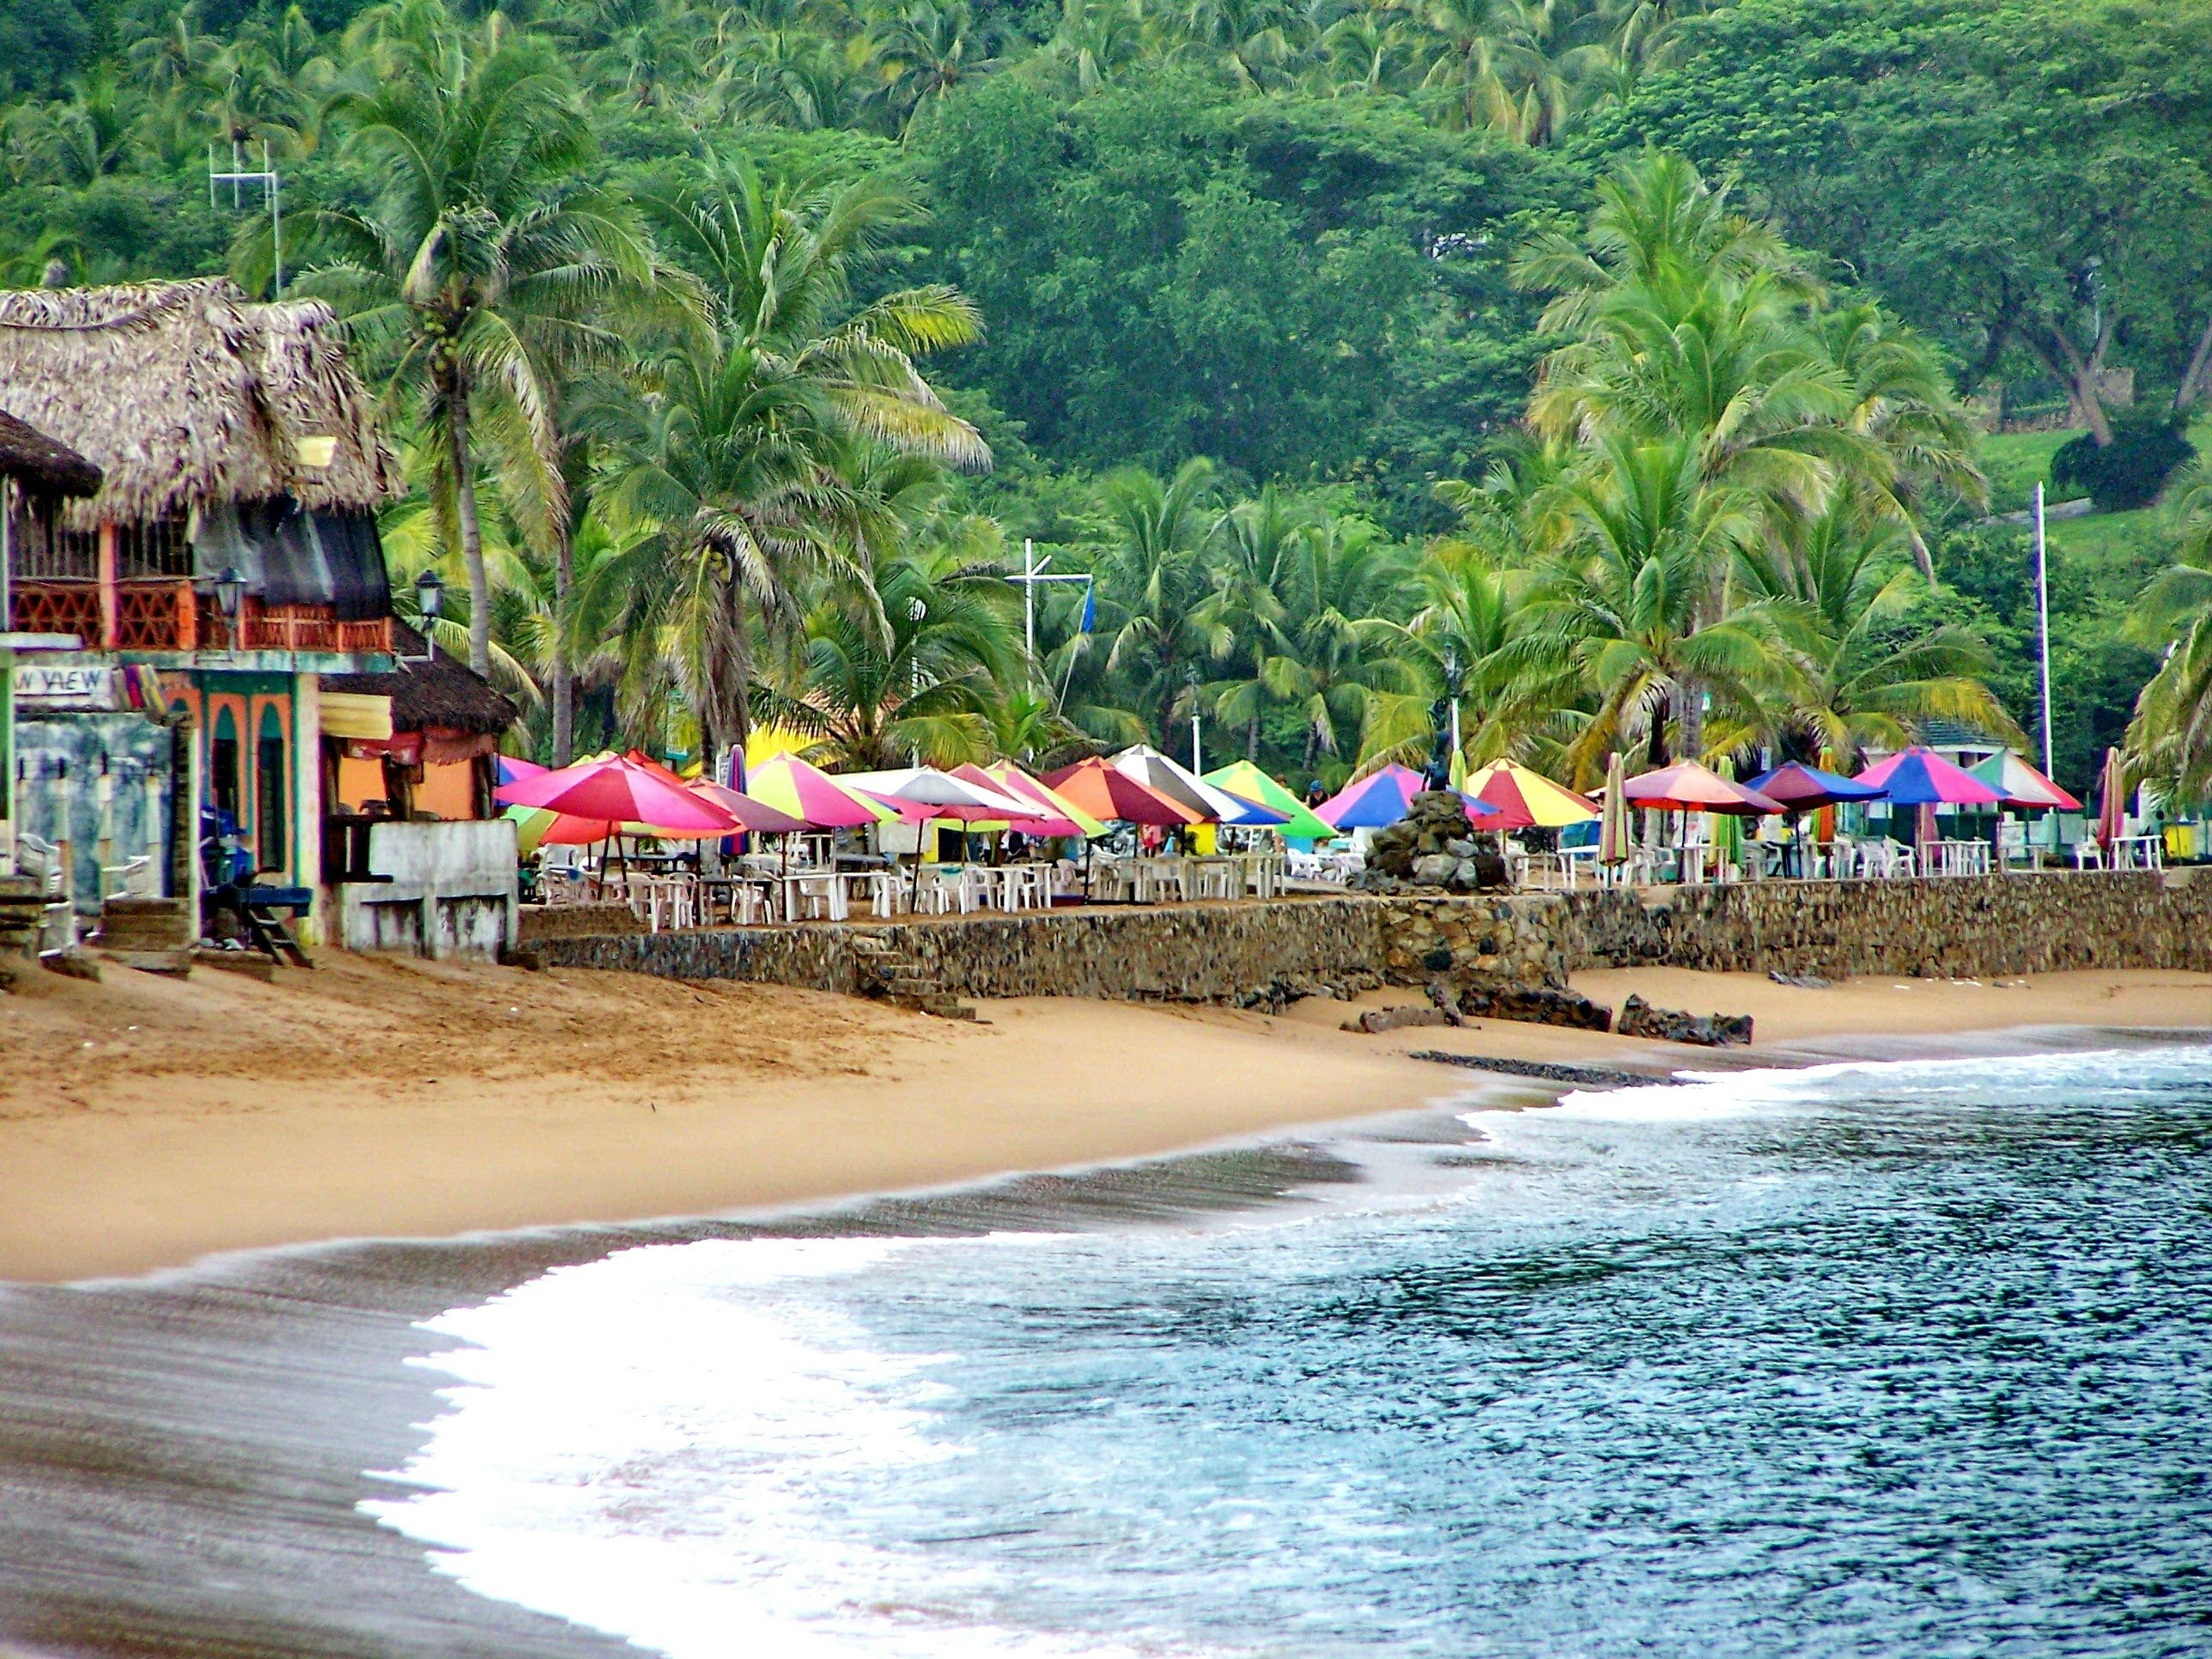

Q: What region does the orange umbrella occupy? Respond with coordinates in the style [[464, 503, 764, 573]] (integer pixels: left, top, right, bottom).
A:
[[1042, 757, 1200, 826]]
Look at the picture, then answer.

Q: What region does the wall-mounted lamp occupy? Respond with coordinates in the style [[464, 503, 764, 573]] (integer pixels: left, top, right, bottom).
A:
[[400, 570, 444, 663]]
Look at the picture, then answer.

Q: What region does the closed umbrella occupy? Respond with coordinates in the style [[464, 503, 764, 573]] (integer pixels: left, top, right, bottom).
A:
[[1597, 752, 1630, 875], [2096, 746, 2127, 852]]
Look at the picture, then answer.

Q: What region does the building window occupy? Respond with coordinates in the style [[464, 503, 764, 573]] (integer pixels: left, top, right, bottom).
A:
[[256, 707, 286, 876]]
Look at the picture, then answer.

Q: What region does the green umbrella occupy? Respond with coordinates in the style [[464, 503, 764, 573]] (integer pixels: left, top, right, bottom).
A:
[[1712, 754, 1744, 872], [1202, 760, 1339, 840]]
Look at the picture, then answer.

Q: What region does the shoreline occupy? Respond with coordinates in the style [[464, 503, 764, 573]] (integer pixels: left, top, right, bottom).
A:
[[3, 953, 2208, 1283]]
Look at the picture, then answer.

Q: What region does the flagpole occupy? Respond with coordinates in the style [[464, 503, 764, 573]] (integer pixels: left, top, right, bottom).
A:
[[2035, 482, 2055, 778]]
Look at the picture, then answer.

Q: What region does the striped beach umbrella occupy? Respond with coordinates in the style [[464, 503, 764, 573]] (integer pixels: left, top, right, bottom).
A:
[[1854, 746, 2004, 807], [1622, 759, 1785, 817], [1316, 764, 1498, 830], [1202, 761, 1339, 841], [1967, 750, 2082, 811], [744, 753, 897, 830], [1463, 759, 1600, 830], [983, 762, 1110, 838]]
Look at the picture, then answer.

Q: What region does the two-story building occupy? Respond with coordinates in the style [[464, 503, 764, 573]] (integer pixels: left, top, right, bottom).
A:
[[0, 276, 401, 939]]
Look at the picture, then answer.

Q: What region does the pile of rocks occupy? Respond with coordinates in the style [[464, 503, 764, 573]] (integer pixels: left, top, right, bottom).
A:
[[1349, 791, 1508, 895], [1617, 994, 1753, 1046], [1460, 983, 1613, 1030]]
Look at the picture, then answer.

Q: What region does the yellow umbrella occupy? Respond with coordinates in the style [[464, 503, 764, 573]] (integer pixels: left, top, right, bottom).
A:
[[1463, 758, 1601, 830]]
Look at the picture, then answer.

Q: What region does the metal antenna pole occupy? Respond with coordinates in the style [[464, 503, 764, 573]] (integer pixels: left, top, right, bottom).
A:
[[268, 142, 283, 297], [2035, 481, 2055, 777], [1023, 538, 1035, 690], [1188, 665, 1201, 775], [209, 143, 283, 297]]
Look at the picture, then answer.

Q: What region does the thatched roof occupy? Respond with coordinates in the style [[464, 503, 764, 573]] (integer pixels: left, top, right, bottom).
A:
[[325, 623, 520, 735], [0, 409, 100, 498], [0, 276, 398, 531]]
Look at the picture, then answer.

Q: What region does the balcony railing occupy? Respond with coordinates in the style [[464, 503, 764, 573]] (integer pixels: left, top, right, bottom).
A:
[[9, 580, 389, 656]]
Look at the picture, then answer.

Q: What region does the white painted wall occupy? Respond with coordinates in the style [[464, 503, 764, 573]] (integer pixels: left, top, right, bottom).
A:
[[334, 817, 519, 961]]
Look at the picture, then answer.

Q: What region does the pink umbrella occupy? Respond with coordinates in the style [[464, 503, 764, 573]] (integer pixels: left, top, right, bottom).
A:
[[948, 763, 1085, 837], [495, 755, 741, 835], [1852, 746, 2003, 806], [688, 777, 808, 836], [744, 753, 894, 830]]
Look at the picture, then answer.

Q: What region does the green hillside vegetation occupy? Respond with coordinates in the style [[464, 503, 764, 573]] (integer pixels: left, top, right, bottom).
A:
[[3, 0, 2210, 804]]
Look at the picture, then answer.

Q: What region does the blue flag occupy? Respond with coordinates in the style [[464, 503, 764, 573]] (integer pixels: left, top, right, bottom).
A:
[[1079, 584, 1096, 634]]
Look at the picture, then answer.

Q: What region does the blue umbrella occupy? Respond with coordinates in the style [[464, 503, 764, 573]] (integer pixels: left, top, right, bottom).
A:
[[1215, 790, 1293, 828], [1743, 761, 1885, 810]]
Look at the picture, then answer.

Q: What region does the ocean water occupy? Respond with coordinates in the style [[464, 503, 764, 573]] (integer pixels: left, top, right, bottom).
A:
[[362, 1044, 2212, 1659]]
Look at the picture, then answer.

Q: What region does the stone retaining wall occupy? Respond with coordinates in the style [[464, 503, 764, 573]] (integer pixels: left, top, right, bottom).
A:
[[523, 871, 2212, 1003], [525, 896, 1388, 1006], [1378, 870, 2212, 986]]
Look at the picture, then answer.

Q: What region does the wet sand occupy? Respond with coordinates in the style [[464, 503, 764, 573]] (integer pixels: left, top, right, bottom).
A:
[[2, 951, 2208, 1282]]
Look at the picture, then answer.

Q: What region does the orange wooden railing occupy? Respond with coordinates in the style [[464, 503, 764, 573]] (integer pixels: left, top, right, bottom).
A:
[[13, 580, 390, 656]]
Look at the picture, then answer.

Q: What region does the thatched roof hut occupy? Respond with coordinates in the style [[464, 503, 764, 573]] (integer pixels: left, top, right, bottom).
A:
[[0, 277, 398, 532], [325, 623, 519, 739], [0, 409, 100, 499]]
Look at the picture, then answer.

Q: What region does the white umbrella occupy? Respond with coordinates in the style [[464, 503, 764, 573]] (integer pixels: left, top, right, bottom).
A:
[[836, 767, 1038, 817], [1110, 744, 1249, 823]]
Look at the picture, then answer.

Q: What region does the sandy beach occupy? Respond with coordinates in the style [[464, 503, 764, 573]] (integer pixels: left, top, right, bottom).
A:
[[2, 953, 2207, 1282]]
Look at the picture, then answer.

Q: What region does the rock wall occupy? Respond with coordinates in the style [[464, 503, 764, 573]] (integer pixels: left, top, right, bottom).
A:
[[525, 896, 1389, 1006], [523, 872, 2212, 1004], [1379, 870, 2212, 985]]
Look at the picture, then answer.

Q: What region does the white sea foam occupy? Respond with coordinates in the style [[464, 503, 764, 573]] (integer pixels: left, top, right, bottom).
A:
[[1466, 1045, 2185, 1130], [363, 1235, 1177, 1658]]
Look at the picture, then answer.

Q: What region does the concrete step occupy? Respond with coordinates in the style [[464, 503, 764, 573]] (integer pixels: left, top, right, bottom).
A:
[[191, 947, 279, 983], [104, 948, 192, 978]]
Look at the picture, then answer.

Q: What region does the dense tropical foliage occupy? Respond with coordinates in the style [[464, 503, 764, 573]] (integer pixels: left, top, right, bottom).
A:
[[6, 0, 2212, 806]]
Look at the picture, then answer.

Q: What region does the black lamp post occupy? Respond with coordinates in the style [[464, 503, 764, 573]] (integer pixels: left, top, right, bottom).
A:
[[406, 570, 444, 662], [214, 566, 246, 649]]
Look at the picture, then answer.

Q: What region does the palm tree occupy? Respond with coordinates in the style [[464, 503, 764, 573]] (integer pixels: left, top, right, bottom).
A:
[[1364, 534, 1581, 773], [290, 0, 668, 677], [1527, 436, 1795, 781], [1091, 459, 1225, 744], [1736, 493, 2019, 766], [755, 532, 1024, 769], [1192, 485, 1303, 758], [598, 159, 986, 761], [1259, 512, 1416, 769], [2124, 463, 2212, 799], [866, 0, 1004, 133]]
